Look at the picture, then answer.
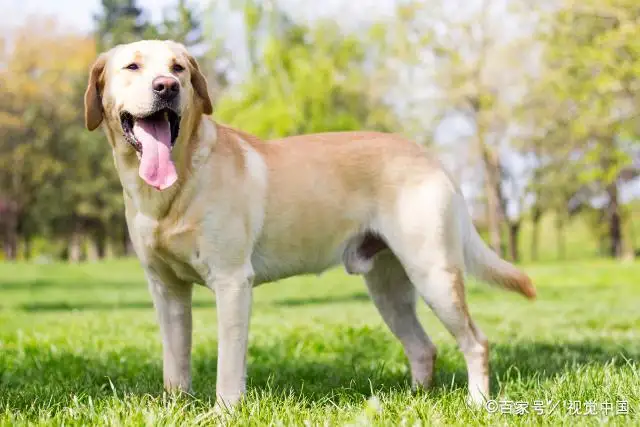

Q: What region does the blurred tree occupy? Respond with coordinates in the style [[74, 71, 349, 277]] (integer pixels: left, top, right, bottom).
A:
[[157, 0, 204, 49], [94, 0, 159, 50], [534, 0, 639, 258], [0, 19, 96, 260], [212, 3, 397, 138], [200, 0, 296, 108], [2, 0, 636, 263]]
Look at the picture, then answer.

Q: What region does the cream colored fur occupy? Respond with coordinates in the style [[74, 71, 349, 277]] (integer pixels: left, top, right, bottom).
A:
[[84, 40, 535, 409]]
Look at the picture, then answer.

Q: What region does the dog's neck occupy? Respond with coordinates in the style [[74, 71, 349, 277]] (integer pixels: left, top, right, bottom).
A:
[[108, 113, 216, 219]]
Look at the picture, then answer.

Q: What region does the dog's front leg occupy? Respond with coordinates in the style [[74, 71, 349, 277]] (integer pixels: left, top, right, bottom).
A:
[[210, 267, 253, 409], [145, 269, 193, 392]]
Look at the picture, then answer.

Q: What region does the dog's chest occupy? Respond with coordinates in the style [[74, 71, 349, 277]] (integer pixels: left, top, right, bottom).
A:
[[133, 212, 204, 283]]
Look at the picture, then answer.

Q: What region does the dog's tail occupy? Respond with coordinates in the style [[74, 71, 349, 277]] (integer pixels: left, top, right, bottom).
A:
[[457, 196, 536, 300]]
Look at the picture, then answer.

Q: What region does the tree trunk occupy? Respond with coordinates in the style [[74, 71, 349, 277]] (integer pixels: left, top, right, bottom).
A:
[[605, 181, 623, 258], [481, 145, 503, 256], [555, 215, 565, 260], [508, 220, 521, 263], [94, 221, 107, 259], [22, 233, 32, 261], [2, 202, 19, 260], [86, 238, 99, 262], [105, 239, 115, 259], [68, 221, 84, 263], [622, 218, 636, 261], [87, 221, 107, 262], [623, 210, 636, 261], [530, 206, 542, 262], [3, 227, 18, 260]]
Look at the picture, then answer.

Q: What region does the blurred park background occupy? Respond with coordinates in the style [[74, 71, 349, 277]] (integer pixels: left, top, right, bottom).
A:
[[0, 0, 639, 265]]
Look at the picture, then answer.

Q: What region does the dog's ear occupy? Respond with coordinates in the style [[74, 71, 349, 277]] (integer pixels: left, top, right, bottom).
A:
[[84, 53, 108, 131], [186, 54, 213, 115]]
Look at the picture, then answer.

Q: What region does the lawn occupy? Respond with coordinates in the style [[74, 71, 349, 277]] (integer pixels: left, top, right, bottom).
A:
[[0, 259, 638, 425]]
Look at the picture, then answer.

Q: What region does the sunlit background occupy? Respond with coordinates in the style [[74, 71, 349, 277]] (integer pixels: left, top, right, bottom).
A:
[[1, 0, 638, 263]]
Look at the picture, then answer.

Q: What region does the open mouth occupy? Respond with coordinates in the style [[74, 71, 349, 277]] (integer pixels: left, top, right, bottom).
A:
[[120, 108, 180, 154], [119, 108, 181, 190]]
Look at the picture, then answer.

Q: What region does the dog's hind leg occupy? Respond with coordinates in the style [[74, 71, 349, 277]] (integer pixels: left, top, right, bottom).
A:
[[364, 250, 437, 390], [380, 178, 490, 406], [409, 263, 489, 406]]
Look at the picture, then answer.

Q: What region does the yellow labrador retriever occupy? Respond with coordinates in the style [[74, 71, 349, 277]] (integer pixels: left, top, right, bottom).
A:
[[84, 40, 535, 408]]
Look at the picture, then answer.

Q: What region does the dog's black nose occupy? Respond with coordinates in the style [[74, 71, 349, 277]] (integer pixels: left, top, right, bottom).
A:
[[152, 76, 179, 100]]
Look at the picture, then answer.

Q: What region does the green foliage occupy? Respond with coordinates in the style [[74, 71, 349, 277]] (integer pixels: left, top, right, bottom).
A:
[[215, 19, 396, 138], [538, 0, 639, 182], [0, 22, 99, 259], [157, 0, 204, 50], [512, 0, 640, 257], [94, 0, 159, 50]]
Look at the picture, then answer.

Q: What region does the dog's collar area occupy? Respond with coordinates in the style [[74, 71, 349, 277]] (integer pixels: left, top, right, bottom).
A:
[[120, 109, 181, 153]]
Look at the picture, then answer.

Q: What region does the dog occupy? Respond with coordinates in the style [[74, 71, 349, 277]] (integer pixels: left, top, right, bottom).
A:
[[84, 40, 535, 408]]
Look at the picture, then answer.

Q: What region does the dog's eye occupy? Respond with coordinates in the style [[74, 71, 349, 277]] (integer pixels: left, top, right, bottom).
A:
[[172, 63, 185, 73], [125, 63, 139, 71]]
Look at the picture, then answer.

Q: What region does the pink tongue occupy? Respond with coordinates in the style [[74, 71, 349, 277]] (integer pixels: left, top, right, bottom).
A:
[[133, 117, 178, 190]]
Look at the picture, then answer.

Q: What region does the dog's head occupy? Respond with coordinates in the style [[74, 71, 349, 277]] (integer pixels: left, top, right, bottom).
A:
[[84, 40, 212, 190]]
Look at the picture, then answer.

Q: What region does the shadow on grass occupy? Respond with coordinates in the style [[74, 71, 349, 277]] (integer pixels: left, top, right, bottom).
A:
[[0, 279, 144, 291], [0, 279, 60, 291], [272, 292, 370, 307], [246, 338, 639, 400], [17, 293, 371, 312], [1, 330, 637, 412], [18, 300, 213, 312]]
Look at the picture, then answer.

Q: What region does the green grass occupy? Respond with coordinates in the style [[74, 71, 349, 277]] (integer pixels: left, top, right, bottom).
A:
[[0, 259, 638, 425]]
